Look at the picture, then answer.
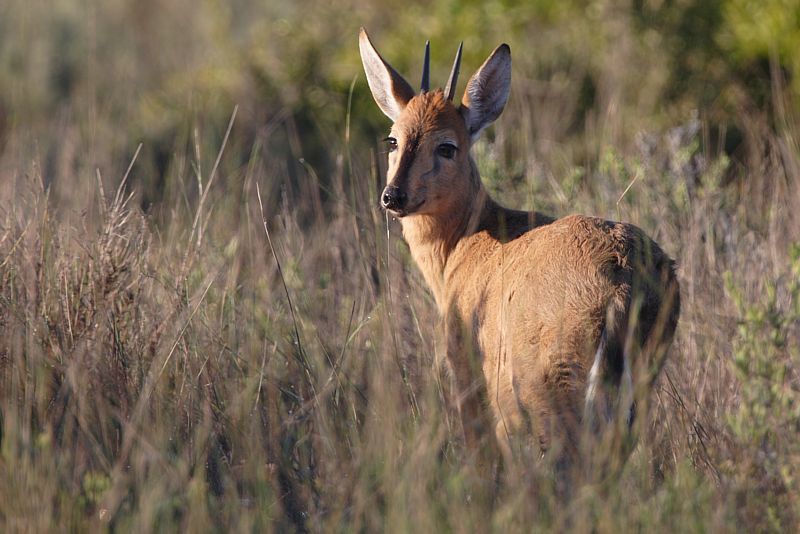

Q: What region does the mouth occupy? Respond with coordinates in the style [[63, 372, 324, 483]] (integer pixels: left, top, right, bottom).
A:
[[387, 200, 425, 218]]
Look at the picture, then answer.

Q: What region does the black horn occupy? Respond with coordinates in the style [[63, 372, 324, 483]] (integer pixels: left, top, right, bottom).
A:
[[421, 41, 430, 92], [444, 42, 463, 101]]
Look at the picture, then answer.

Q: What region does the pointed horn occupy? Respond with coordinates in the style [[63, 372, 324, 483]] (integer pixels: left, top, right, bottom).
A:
[[444, 42, 463, 101], [420, 41, 430, 92]]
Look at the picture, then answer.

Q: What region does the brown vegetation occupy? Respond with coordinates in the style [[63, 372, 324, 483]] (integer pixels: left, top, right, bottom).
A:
[[1, 1, 799, 530]]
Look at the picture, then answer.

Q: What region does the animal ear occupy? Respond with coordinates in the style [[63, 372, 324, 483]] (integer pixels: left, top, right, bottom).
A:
[[459, 44, 511, 141], [359, 28, 415, 122]]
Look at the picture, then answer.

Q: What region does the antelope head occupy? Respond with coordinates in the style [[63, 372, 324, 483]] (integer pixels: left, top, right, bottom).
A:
[[359, 29, 511, 219]]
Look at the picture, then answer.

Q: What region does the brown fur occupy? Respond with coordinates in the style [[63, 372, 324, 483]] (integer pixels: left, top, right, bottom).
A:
[[362, 34, 680, 469]]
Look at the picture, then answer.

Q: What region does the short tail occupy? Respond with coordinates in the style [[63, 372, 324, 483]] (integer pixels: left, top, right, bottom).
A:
[[583, 310, 636, 431], [583, 325, 609, 429]]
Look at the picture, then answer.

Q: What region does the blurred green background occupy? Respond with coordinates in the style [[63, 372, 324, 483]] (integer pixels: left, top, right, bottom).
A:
[[2, 0, 798, 212], [2, 0, 800, 530]]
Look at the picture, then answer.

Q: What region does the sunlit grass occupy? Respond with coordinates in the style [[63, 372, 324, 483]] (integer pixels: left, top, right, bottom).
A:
[[1, 0, 800, 530]]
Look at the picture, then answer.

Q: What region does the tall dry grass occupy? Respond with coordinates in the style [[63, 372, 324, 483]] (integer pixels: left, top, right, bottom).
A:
[[1, 0, 800, 531]]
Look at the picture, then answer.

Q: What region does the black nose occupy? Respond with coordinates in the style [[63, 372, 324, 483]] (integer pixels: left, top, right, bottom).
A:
[[381, 185, 407, 210]]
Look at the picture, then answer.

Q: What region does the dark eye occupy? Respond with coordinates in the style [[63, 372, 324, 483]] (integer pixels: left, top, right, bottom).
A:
[[436, 143, 457, 159], [384, 137, 398, 153]]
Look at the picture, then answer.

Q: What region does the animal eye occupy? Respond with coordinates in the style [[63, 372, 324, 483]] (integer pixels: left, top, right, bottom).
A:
[[384, 137, 398, 153], [436, 143, 457, 159]]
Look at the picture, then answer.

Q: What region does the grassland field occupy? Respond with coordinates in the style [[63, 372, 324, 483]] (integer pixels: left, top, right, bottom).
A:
[[1, 0, 799, 531]]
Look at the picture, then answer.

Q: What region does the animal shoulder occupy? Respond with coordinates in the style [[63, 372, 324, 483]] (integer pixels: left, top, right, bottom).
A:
[[474, 211, 647, 264]]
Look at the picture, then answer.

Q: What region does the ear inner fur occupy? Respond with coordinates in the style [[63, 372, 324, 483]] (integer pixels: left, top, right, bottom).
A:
[[359, 28, 416, 121], [461, 43, 511, 141]]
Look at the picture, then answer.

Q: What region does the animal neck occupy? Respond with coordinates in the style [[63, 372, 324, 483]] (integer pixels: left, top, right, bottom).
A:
[[400, 159, 489, 311]]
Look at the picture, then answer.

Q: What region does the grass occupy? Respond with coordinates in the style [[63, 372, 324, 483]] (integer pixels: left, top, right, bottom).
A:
[[2, 0, 800, 531]]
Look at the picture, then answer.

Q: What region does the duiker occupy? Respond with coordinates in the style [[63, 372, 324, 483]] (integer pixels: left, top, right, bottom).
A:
[[359, 29, 680, 472]]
